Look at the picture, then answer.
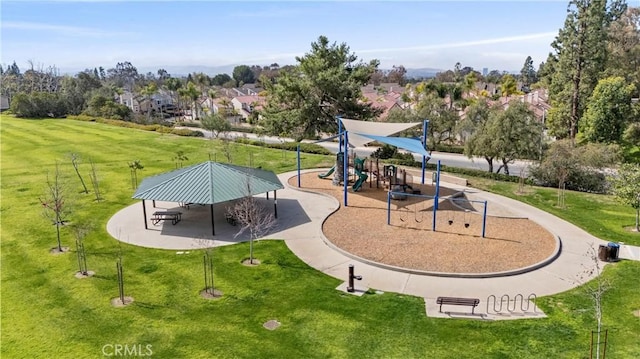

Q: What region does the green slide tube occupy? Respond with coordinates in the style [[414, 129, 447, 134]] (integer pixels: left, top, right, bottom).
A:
[[318, 165, 336, 179]]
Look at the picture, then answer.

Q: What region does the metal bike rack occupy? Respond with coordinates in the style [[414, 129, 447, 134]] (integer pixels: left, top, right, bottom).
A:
[[527, 293, 537, 313], [501, 294, 511, 312], [486, 293, 538, 314]]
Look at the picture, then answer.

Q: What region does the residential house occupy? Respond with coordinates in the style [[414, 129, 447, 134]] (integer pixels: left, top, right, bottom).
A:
[[231, 95, 265, 122], [0, 95, 9, 111], [458, 88, 551, 127], [118, 90, 173, 115], [362, 91, 403, 120], [362, 83, 405, 95], [241, 83, 262, 95], [198, 96, 235, 119], [493, 89, 550, 123], [475, 82, 501, 97], [219, 86, 262, 98]]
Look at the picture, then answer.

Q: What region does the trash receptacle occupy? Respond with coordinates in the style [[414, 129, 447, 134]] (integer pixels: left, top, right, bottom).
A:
[[598, 245, 609, 261], [608, 242, 620, 261]]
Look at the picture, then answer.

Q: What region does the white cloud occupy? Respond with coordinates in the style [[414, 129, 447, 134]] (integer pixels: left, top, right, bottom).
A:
[[356, 32, 557, 54], [1, 21, 132, 37]]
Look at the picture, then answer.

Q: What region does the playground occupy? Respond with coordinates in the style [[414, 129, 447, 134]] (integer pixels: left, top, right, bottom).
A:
[[290, 168, 558, 275]]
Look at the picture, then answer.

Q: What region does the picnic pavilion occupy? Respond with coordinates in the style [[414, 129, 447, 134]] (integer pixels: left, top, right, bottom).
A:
[[132, 161, 284, 235]]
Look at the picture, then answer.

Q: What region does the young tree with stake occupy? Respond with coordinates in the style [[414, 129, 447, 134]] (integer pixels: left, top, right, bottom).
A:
[[227, 177, 277, 265], [128, 160, 144, 189], [39, 163, 69, 253], [579, 244, 610, 359], [69, 153, 89, 194]]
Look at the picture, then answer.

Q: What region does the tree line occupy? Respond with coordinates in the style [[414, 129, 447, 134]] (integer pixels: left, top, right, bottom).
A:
[[1, 2, 638, 179]]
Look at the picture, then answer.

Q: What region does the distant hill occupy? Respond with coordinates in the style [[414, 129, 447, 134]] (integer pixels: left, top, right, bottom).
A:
[[146, 65, 519, 79], [139, 65, 237, 77], [141, 65, 445, 79], [404, 68, 442, 79]]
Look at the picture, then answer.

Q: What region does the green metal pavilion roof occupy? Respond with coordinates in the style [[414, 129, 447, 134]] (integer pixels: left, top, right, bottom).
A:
[[132, 161, 284, 204]]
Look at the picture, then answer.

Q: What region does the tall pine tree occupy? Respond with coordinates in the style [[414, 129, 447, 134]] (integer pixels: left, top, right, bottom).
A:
[[520, 56, 537, 88], [545, 0, 626, 142], [260, 36, 381, 140]]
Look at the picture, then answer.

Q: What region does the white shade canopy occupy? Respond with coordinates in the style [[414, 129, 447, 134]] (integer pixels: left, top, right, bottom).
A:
[[339, 118, 423, 148]]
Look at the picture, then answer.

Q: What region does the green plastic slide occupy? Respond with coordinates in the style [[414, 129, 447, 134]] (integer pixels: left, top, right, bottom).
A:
[[352, 170, 368, 192], [318, 165, 335, 179], [352, 158, 368, 192]]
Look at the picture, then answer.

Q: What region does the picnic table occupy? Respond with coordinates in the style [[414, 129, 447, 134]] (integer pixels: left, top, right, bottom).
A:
[[151, 211, 182, 225]]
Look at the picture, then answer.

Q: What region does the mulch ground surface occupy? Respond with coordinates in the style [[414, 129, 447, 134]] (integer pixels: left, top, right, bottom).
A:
[[290, 171, 556, 274]]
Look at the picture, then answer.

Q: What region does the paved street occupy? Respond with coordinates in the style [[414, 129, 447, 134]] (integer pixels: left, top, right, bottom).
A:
[[185, 128, 534, 176]]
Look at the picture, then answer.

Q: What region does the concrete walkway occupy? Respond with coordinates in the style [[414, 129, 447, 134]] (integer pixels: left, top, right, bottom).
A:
[[107, 169, 635, 321]]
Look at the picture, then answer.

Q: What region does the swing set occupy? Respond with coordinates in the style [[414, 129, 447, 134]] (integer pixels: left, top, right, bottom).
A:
[[387, 191, 438, 232], [445, 197, 486, 230], [386, 190, 489, 238], [398, 198, 429, 224]]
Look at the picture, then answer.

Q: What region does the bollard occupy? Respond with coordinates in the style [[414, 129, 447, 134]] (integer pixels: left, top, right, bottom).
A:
[[347, 264, 362, 293]]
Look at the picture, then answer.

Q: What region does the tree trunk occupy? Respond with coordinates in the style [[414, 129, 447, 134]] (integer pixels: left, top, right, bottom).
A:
[[249, 238, 253, 264], [72, 163, 89, 194], [570, 72, 580, 143], [502, 159, 510, 176], [485, 157, 493, 173], [570, 15, 586, 144], [55, 214, 62, 252]]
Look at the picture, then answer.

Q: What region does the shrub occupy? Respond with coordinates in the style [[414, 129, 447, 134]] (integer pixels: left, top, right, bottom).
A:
[[235, 138, 331, 155], [10, 92, 68, 118], [529, 140, 619, 194], [433, 144, 465, 154], [171, 128, 204, 137], [176, 121, 202, 128], [68, 115, 98, 122], [85, 94, 132, 121], [230, 126, 256, 134], [370, 144, 397, 159], [382, 158, 533, 185]]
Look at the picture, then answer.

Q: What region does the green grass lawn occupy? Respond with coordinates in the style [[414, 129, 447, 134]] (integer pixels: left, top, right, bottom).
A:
[[1, 116, 639, 358]]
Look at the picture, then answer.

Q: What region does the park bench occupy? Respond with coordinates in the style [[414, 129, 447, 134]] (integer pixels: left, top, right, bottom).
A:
[[436, 296, 480, 314], [151, 211, 182, 225]]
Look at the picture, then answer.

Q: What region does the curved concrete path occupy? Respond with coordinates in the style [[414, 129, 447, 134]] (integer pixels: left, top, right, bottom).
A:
[[108, 169, 635, 320]]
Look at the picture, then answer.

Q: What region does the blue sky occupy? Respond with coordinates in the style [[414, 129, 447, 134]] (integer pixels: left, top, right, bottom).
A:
[[1, 1, 570, 75]]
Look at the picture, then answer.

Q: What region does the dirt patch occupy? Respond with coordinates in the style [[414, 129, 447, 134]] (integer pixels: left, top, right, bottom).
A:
[[111, 296, 134, 307], [50, 246, 70, 255], [290, 172, 557, 274], [200, 289, 224, 299], [242, 258, 261, 266], [263, 319, 281, 330], [74, 271, 95, 279]]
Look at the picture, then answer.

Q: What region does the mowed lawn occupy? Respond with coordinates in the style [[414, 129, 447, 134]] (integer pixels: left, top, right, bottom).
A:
[[1, 116, 639, 358]]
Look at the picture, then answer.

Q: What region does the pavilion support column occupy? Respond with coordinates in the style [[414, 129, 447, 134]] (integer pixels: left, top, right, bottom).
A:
[[142, 200, 148, 230], [274, 191, 278, 219], [210, 204, 215, 236], [152, 200, 156, 208], [267, 192, 269, 200]]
